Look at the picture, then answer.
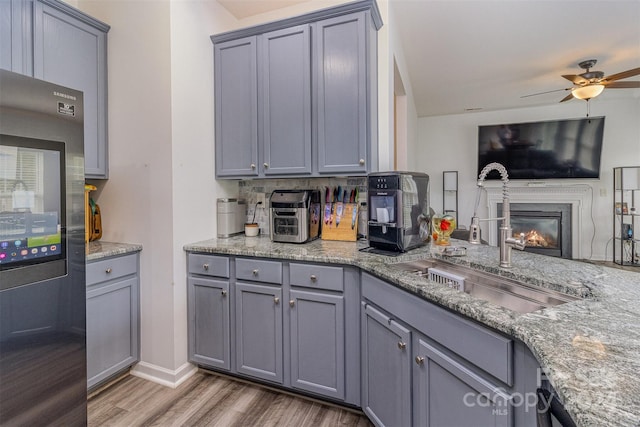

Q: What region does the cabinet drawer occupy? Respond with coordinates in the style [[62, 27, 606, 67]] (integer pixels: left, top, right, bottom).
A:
[[290, 263, 343, 292], [188, 254, 230, 278], [236, 258, 282, 284], [87, 254, 137, 286]]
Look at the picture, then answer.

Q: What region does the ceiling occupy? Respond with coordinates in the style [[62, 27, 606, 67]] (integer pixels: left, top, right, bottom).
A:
[[218, 0, 640, 117]]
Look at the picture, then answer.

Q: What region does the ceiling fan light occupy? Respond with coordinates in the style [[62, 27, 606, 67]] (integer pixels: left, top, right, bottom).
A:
[[572, 84, 605, 100]]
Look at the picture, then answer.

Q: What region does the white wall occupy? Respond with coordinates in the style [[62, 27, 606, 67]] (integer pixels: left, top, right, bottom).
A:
[[76, 0, 393, 386], [417, 96, 640, 261], [79, 0, 239, 384]]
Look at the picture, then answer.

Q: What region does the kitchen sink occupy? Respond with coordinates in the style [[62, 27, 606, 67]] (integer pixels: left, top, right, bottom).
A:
[[392, 259, 580, 314]]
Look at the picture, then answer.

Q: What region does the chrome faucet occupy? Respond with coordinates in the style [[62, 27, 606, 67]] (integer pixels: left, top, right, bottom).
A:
[[468, 162, 526, 268]]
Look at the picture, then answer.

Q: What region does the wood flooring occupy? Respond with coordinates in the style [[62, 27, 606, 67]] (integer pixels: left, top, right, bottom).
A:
[[88, 370, 372, 427]]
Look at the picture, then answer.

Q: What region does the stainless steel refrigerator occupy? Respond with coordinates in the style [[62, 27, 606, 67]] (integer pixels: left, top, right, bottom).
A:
[[0, 69, 86, 425]]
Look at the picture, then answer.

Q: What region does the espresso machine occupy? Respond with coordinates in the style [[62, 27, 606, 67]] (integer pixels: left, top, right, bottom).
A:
[[367, 172, 430, 252]]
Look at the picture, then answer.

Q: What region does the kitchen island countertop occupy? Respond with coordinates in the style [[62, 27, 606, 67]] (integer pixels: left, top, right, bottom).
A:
[[184, 235, 640, 427]]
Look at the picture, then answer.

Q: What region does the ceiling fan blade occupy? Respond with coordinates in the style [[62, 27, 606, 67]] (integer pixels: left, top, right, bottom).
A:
[[562, 74, 588, 85], [603, 67, 640, 82], [521, 88, 570, 98], [604, 81, 640, 88], [559, 93, 574, 103]]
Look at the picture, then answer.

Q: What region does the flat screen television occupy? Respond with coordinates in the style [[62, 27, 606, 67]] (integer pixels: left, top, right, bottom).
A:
[[478, 116, 605, 180]]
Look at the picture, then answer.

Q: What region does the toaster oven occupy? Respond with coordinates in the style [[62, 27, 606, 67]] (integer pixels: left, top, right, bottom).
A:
[[269, 190, 321, 243]]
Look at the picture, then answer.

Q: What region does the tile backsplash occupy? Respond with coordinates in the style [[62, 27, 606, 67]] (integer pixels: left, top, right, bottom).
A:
[[238, 177, 367, 236]]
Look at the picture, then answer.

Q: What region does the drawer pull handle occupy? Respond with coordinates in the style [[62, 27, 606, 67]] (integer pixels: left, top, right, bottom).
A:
[[252, 269, 259, 276], [274, 297, 280, 304], [359, 159, 365, 166], [105, 268, 112, 274], [250, 163, 256, 169], [415, 356, 425, 365], [289, 300, 295, 307], [397, 341, 406, 350], [310, 275, 317, 282], [203, 264, 209, 271], [263, 163, 269, 168]]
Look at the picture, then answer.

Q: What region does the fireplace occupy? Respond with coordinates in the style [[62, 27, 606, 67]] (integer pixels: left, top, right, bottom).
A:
[[497, 203, 572, 259]]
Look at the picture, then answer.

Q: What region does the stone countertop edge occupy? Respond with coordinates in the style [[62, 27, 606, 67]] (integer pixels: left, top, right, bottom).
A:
[[184, 235, 640, 427], [87, 241, 142, 261]]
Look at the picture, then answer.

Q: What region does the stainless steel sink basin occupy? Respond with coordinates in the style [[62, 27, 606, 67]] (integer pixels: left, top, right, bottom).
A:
[[392, 259, 580, 314]]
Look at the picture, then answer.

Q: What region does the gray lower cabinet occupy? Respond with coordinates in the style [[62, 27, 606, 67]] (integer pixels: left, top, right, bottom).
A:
[[86, 252, 140, 390], [289, 288, 344, 398], [0, 0, 110, 178], [361, 272, 539, 427], [187, 254, 360, 405], [361, 302, 412, 427], [413, 335, 512, 427], [188, 277, 230, 371], [235, 281, 284, 384]]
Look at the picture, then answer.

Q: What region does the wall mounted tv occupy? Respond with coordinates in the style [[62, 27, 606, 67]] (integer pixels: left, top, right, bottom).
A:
[[478, 116, 605, 180]]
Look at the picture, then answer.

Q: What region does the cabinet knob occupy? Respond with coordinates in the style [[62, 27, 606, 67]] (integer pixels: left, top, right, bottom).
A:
[[252, 269, 259, 276], [359, 159, 365, 166], [203, 263, 209, 271], [263, 163, 269, 168], [105, 268, 112, 274], [221, 290, 227, 297], [397, 341, 407, 350], [310, 274, 317, 282], [415, 356, 425, 365], [274, 297, 280, 304], [289, 300, 295, 307], [251, 163, 256, 169]]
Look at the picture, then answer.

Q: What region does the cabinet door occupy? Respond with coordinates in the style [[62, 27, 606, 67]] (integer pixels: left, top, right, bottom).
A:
[[0, 0, 33, 75], [188, 277, 231, 371], [289, 288, 344, 400], [235, 282, 283, 384], [33, 1, 108, 178], [414, 336, 513, 427], [259, 25, 312, 176], [87, 277, 138, 389], [315, 12, 368, 175], [362, 303, 412, 427], [214, 36, 259, 178]]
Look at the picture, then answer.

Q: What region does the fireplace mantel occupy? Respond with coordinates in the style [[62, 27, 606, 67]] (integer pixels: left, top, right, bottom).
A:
[[484, 184, 591, 259]]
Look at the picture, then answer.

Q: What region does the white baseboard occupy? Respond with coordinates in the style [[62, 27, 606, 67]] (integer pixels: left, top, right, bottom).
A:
[[130, 361, 197, 389]]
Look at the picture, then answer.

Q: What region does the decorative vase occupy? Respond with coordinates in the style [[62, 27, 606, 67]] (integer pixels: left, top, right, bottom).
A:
[[432, 214, 456, 246]]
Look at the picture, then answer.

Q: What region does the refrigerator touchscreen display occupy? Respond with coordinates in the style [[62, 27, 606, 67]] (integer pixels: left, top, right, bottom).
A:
[[0, 135, 65, 269]]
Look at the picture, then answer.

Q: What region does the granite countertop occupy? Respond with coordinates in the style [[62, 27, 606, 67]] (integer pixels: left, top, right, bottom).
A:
[[87, 241, 142, 261], [184, 235, 640, 427]]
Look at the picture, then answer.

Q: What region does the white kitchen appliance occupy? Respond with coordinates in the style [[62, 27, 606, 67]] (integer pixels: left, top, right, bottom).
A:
[[217, 198, 246, 238]]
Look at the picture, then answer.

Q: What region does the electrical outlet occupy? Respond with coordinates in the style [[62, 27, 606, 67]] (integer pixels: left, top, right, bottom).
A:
[[256, 193, 266, 207]]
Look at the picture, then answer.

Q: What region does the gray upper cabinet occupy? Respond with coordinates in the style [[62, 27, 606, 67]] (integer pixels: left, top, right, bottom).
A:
[[1, 0, 110, 178], [260, 25, 312, 176], [211, 0, 381, 179], [315, 12, 369, 175], [0, 0, 33, 74], [214, 36, 259, 177]]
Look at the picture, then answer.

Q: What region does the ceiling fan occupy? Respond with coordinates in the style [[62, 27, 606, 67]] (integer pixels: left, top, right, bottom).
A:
[[523, 59, 640, 102]]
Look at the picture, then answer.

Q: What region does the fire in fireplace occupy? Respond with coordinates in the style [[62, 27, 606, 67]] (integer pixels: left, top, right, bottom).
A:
[[498, 203, 572, 258]]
